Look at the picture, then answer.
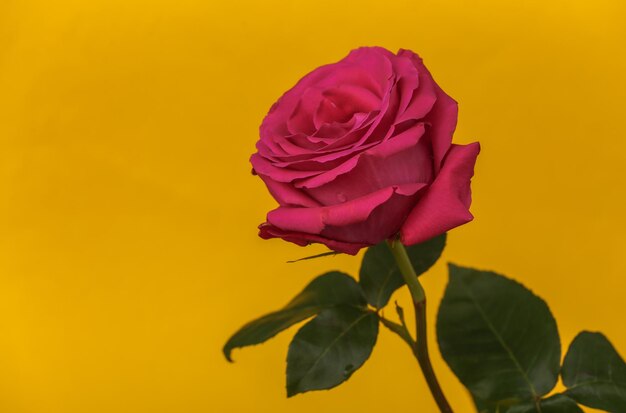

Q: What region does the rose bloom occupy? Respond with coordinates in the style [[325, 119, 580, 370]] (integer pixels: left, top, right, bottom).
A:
[[251, 47, 479, 255]]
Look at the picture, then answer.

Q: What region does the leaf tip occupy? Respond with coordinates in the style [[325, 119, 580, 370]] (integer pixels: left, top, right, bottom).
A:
[[286, 384, 299, 398], [286, 251, 341, 263], [222, 344, 235, 363], [447, 262, 458, 268], [575, 330, 606, 340], [447, 262, 462, 275]]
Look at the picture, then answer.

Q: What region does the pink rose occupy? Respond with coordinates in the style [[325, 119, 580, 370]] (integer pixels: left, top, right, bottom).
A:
[[251, 47, 479, 255]]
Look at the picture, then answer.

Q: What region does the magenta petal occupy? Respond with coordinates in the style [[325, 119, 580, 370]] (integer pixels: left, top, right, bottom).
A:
[[295, 122, 428, 192], [257, 173, 321, 208], [390, 55, 420, 117], [427, 86, 458, 173], [287, 88, 323, 135], [258, 224, 367, 255], [266, 186, 399, 234], [395, 62, 437, 124], [267, 183, 425, 245], [250, 153, 323, 182], [400, 142, 480, 245], [302, 124, 430, 203], [342, 47, 395, 96], [321, 183, 425, 244], [260, 64, 336, 139], [398, 49, 458, 173]]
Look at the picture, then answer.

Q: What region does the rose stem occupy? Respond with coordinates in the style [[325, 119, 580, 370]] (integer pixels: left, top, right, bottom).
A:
[[387, 239, 454, 413]]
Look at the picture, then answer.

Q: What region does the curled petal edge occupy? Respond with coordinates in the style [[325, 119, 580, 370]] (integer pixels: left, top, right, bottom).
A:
[[400, 142, 480, 245], [258, 224, 367, 255]]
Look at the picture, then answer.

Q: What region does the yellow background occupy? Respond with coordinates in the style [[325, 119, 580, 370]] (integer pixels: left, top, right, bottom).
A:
[[1, 0, 624, 412]]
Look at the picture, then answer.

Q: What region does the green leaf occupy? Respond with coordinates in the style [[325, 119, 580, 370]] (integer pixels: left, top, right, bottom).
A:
[[286, 306, 379, 397], [287, 251, 341, 263], [437, 264, 561, 403], [223, 271, 365, 361], [473, 395, 498, 413], [472, 396, 519, 413], [506, 394, 584, 413], [359, 234, 446, 308], [561, 331, 626, 412]]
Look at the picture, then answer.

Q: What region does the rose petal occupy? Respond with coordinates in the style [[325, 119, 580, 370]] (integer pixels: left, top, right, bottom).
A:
[[400, 142, 480, 245], [263, 112, 377, 165], [250, 153, 321, 182], [390, 55, 421, 118], [321, 183, 426, 244], [258, 224, 367, 255], [394, 59, 437, 124], [267, 183, 425, 245], [427, 86, 458, 173], [271, 140, 377, 171], [311, 111, 370, 143], [398, 49, 458, 172], [257, 173, 321, 208], [286, 87, 324, 136], [341, 47, 395, 97], [267, 186, 398, 234], [260, 65, 335, 138], [295, 122, 428, 190], [259, 49, 390, 151], [314, 84, 381, 130]]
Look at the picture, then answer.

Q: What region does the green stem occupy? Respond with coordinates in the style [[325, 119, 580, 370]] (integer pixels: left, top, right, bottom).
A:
[[387, 239, 454, 413]]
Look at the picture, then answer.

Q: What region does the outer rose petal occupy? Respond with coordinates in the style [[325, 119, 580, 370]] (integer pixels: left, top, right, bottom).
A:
[[256, 173, 321, 208], [258, 224, 367, 255], [250, 152, 320, 182], [398, 49, 458, 172], [400, 142, 480, 245], [267, 183, 426, 246], [426, 86, 458, 173]]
